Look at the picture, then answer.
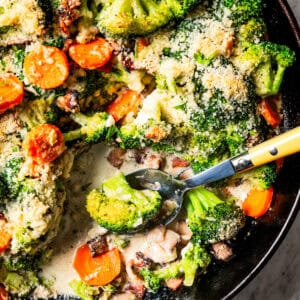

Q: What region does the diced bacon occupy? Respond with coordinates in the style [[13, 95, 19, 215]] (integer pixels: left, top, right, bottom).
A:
[[165, 278, 183, 290], [211, 242, 233, 261], [107, 148, 127, 169]]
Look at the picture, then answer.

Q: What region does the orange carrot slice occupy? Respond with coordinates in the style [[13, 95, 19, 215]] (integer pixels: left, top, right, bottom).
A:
[[242, 187, 274, 218], [260, 99, 281, 127], [73, 244, 121, 286], [0, 73, 24, 114], [107, 89, 142, 122], [0, 284, 8, 300], [136, 38, 149, 53], [0, 220, 11, 252], [23, 124, 65, 164], [69, 38, 113, 70], [23, 45, 69, 89]]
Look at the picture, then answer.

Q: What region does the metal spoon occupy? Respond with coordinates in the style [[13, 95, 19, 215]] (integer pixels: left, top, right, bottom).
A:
[[126, 127, 300, 226]]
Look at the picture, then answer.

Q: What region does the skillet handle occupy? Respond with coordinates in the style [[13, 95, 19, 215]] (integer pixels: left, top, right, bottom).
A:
[[231, 127, 300, 171]]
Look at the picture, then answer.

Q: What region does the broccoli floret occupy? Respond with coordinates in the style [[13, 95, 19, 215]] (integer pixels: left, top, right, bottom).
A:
[[75, 0, 100, 43], [214, 0, 263, 27], [101, 285, 117, 299], [86, 172, 162, 232], [4, 270, 39, 297], [194, 52, 214, 66], [234, 42, 295, 97], [69, 279, 100, 300], [104, 62, 146, 94], [112, 236, 130, 249], [0, 1, 48, 45], [237, 18, 266, 48], [0, 177, 7, 203], [18, 96, 59, 129], [63, 112, 117, 144], [117, 89, 173, 149], [185, 186, 245, 244], [1, 157, 24, 199], [228, 164, 277, 191], [140, 242, 211, 291], [97, 0, 200, 37], [118, 120, 171, 149], [43, 36, 64, 48], [118, 123, 145, 149]]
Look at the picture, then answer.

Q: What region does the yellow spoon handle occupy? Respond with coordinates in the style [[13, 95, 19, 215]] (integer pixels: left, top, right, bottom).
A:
[[249, 126, 300, 166], [231, 127, 300, 171]]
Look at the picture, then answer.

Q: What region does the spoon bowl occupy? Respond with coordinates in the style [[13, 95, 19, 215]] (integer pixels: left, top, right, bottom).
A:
[[126, 168, 188, 225], [126, 127, 300, 230]]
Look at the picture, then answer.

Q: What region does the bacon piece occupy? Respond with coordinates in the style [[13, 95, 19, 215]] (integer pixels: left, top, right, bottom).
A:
[[87, 235, 108, 257], [165, 278, 183, 291], [211, 242, 233, 261], [172, 156, 190, 168], [107, 148, 127, 169], [58, 0, 81, 35], [56, 90, 80, 113]]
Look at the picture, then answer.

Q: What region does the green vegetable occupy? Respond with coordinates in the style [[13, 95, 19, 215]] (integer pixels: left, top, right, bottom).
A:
[[86, 172, 162, 232], [69, 279, 100, 300], [0, 177, 7, 204], [112, 236, 130, 249], [118, 120, 171, 149], [228, 164, 277, 190], [43, 36, 64, 48], [140, 242, 211, 291], [103, 62, 146, 94], [97, 0, 201, 37], [237, 18, 266, 47], [4, 271, 39, 297], [214, 0, 263, 27], [18, 96, 60, 129], [1, 157, 24, 199], [185, 186, 245, 244], [234, 42, 295, 97], [12, 45, 25, 68], [63, 112, 118, 144]]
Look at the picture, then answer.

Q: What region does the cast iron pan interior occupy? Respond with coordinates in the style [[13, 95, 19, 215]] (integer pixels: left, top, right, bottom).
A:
[[55, 0, 300, 299], [145, 1, 300, 299]]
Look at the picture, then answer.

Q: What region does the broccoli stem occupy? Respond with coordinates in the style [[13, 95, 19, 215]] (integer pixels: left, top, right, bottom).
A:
[[272, 65, 286, 95], [63, 128, 82, 142], [70, 113, 89, 126], [187, 186, 223, 216], [80, 0, 93, 19], [63, 113, 89, 142]]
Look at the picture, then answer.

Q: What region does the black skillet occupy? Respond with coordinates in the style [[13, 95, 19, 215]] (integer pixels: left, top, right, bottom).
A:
[[54, 0, 300, 299], [146, 0, 300, 298]]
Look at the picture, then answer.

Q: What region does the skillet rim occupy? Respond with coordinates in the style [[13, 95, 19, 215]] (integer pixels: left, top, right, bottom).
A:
[[222, 1, 300, 298]]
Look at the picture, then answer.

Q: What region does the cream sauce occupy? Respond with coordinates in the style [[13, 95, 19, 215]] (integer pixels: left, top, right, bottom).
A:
[[41, 144, 149, 295]]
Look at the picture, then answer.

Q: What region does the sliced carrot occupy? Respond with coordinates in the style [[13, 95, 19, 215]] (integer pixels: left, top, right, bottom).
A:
[[136, 38, 149, 53], [0, 73, 24, 114], [0, 284, 8, 300], [106, 89, 142, 122], [165, 278, 183, 291], [23, 124, 65, 164], [260, 99, 281, 127], [73, 244, 121, 286], [0, 220, 11, 252], [23, 45, 69, 89], [242, 187, 274, 218], [69, 38, 113, 70]]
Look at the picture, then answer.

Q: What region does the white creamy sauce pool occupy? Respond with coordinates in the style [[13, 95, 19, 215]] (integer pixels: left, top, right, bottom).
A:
[[42, 144, 143, 295]]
